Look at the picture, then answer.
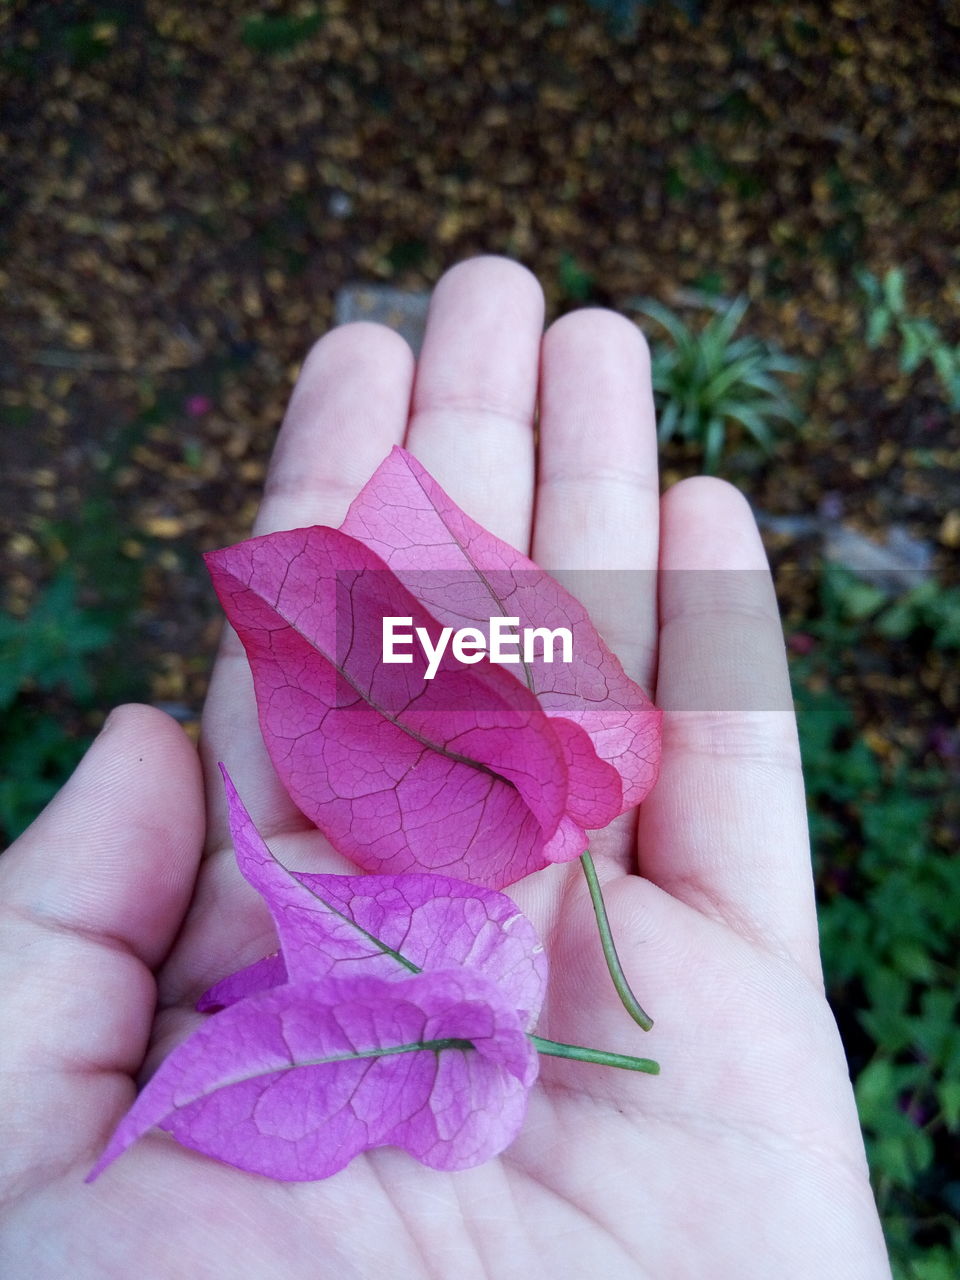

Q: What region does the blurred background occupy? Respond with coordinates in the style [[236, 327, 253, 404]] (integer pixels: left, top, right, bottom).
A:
[[1, 1, 958, 1271]]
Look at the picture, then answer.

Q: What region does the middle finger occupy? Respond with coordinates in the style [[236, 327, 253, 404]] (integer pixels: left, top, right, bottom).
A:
[[404, 255, 544, 551]]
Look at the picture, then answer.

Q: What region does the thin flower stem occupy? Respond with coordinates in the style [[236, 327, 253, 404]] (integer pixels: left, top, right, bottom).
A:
[[530, 1034, 659, 1075], [580, 850, 654, 1032]]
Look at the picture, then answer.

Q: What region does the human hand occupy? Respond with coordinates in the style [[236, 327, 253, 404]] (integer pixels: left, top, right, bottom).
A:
[[0, 257, 890, 1278]]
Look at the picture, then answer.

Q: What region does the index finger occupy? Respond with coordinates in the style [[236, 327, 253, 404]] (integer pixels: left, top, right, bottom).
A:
[[200, 323, 415, 853]]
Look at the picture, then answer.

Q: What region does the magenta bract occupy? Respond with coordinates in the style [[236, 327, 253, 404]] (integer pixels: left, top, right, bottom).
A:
[[205, 448, 661, 888]]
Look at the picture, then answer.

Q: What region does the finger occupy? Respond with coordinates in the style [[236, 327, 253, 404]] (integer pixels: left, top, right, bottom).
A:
[[404, 255, 544, 551], [638, 477, 821, 979], [0, 706, 203, 1168], [200, 323, 415, 851], [253, 323, 416, 537], [532, 308, 660, 691]]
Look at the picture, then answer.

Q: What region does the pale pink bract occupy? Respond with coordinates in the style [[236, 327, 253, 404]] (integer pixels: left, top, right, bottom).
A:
[[88, 774, 546, 1182]]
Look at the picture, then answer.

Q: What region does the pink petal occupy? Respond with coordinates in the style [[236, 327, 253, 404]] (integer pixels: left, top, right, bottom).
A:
[[184, 394, 214, 417], [206, 525, 578, 888], [197, 953, 287, 1012], [89, 971, 537, 1182], [202, 770, 548, 1029]]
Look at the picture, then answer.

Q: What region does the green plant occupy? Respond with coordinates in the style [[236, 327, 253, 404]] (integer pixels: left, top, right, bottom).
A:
[[791, 566, 960, 1276], [812, 567, 960, 652], [0, 701, 90, 843], [875, 581, 960, 650], [0, 570, 119, 843], [856, 267, 960, 410], [557, 252, 595, 303], [0, 572, 113, 712], [1, 485, 148, 846], [632, 294, 803, 472], [241, 9, 324, 54]]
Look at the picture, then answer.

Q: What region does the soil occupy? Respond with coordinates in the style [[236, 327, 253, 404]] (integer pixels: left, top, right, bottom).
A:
[[2, 0, 959, 757]]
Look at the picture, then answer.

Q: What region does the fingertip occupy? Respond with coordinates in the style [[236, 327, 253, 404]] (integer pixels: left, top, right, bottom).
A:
[[97, 699, 196, 744], [305, 320, 416, 378], [662, 472, 749, 510], [90, 700, 205, 814], [432, 255, 545, 314], [406, 254, 543, 551], [544, 306, 652, 373], [253, 318, 415, 536], [660, 476, 767, 571]]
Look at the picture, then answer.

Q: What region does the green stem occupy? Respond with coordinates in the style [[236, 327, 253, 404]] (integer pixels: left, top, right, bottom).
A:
[[530, 1034, 659, 1075], [580, 850, 654, 1032]]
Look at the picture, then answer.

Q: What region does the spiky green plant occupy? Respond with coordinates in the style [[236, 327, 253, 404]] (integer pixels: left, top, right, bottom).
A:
[[633, 294, 803, 473]]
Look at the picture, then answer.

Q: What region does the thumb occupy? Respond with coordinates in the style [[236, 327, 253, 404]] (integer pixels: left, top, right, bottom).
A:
[[0, 704, 204, 1180]]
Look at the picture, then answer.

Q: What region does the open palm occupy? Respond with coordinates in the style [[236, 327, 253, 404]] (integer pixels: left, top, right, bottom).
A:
[[0, 258, 889, 1278]]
